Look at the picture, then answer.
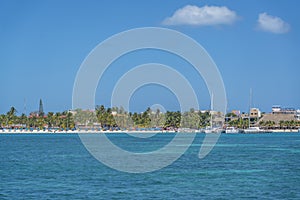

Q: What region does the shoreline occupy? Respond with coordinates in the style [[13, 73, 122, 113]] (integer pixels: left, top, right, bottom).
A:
[[0, 129, 175, 134], [0, 129, 299, 134]]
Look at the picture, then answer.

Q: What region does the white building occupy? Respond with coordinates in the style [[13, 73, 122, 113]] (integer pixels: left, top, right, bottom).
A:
[[250, 108, 261, 118], [296, 109, 300, 121], [272, 105, 281, 113]]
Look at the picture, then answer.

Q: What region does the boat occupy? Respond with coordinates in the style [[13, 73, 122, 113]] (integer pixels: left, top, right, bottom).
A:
[[243, 126, 262, 133], [243, 89, 265, 133], [204, 93, 223, 134], [225, 127, 239, 134], [204, 127, 223, 134]]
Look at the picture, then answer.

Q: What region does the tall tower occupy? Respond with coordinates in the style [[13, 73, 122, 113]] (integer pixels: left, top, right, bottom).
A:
[[39, 99, 44, 117]]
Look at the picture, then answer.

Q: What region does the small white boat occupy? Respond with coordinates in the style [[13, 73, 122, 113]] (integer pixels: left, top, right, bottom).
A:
[[225, 127, 239, 134], [204, 127, 223, 134], [204, 93, 223, 134], [244, 127, 262, 133]]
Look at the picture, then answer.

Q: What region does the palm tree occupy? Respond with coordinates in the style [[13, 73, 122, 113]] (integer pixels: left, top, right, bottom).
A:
[[285, 121, 290, 129], [181, 110, 200, 129], [279, 120, 285, 129], [19, 113, 28, 127], [265, 120, 275, 129], [164, 111, 181, 129], [199, 111, 210, 128], [54, 112, 62, 128], [150, 109, 165, 128], [47, 112, 54, 128], [7, 106, 17, 117], [28, 115, 37, 128], [290, 120, 296, 129], [65, 112, 75, 129], [0, 114, 6, 127], [96, 105, 107, 127], [37, 117, 46, 130], [259, 120, 265, 129], [6, 107, 17, 127]]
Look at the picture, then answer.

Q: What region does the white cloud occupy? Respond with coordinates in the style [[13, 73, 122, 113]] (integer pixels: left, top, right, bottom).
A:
[[162, 5, 238, 26], [257, 13, 290, 34]]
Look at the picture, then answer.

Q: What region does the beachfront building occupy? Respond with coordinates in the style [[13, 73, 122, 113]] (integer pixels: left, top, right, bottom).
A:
[[240, 113, 249, 120], [296, 110, 300, 121], [250, 108, 261, 119], [225, 110, 240, 124], [280, 108, 296, 114], [256, 106, 300, 129], [272, 105, 281, 113], [231, 110, 240, 117], [272, 105, 296, 115], [68, 110, 77, 116]]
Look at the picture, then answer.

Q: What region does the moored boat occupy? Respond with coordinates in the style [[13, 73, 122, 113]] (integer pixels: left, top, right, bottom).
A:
[[225, 127, 239, 134], [244, 126, 263, 133], [204, 127, 223, 134]]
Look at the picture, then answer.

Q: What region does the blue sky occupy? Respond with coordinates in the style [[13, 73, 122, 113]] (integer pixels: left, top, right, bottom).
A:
[[0, 0, 299, 114]]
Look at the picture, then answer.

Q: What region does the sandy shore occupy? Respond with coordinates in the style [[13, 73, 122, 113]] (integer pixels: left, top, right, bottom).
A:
[[0, 129, 298, 134], [0, 129, 178, 134], [269, 129, 299, 133]]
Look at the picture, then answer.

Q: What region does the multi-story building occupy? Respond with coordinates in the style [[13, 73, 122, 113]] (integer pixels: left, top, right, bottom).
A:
[[272, 105, 296, 115], [296, 109, 300, 121], [250, 108, 261, 119], [231, 110, 240, 117], [272, 105, 281, 113]]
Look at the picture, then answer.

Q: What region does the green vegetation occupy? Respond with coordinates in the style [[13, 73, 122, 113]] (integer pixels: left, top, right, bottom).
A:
[[227, 118, 300, 130], [0, 107, 75, 130], [0, 105, 211, 130], [1, 105, 299, 131], [93, 105, 211, 130], [258, 120, 300, 129], [279, 120, 300, 129], [259, 120, 276, 129], [228, 118, 249, 129]]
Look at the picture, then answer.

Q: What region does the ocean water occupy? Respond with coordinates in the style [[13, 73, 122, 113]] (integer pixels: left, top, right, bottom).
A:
[[1, 133, 300, 199]]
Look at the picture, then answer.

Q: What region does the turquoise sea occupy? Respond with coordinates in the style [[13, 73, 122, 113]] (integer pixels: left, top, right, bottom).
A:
[[1, 133, 300, 199]]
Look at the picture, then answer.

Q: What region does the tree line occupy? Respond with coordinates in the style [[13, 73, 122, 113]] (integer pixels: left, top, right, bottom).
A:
[[0, 107, 75, 130], [77, 105, 212, 130], [0, 105, 215, 130], [3, 105, 299, 131]]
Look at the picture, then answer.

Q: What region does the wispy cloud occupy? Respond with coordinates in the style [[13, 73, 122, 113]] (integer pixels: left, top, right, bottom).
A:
[[257, 13, 290, 34], [162, 5, 238, 26]]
